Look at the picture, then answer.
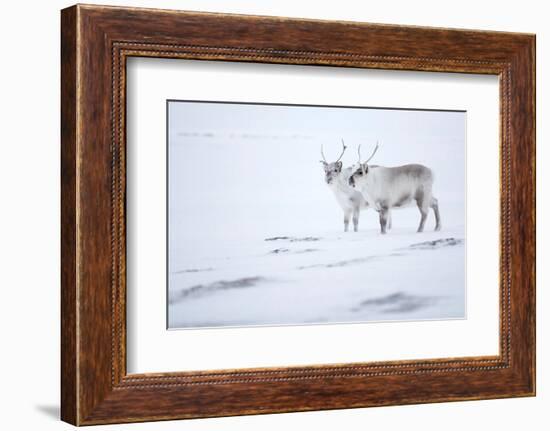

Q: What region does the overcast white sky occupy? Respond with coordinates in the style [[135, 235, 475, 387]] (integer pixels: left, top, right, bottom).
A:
[[168, 101, 465, 246], [169, 101, 464, 144]]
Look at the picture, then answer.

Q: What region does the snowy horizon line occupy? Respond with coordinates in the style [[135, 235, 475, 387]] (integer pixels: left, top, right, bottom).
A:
[[173, 131, 463, 143]]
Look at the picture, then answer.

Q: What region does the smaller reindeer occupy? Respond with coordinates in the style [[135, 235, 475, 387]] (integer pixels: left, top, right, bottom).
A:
[[349, 143, 441, 234], [321, 140, 370, 232]]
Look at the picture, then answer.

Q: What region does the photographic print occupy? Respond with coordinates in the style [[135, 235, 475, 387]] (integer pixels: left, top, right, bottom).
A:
[[167, 100, 466, 329]]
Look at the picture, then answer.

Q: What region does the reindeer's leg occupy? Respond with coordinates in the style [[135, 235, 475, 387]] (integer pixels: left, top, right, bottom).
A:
[[431, 197, 442, 231], [352, 207, 360, 232], [344, 209, 351, 232], [416, 200, 429, 233], [417, 208, 428, 232], [416, 189, 430, 233], [387, 211, 393, 230], [379, 207, 389, 234]]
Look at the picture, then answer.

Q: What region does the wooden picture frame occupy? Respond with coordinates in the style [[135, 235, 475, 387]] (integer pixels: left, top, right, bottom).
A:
[[61, 4, 535, 425]]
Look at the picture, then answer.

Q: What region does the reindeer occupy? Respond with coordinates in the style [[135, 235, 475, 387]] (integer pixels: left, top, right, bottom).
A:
[[348, 143, 441, 234], [320, 140, 372, 232]]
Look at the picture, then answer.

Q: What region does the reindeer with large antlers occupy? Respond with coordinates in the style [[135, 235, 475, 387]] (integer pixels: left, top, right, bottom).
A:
[[320, 140, 370, 232], [349, 143, 441, 234]]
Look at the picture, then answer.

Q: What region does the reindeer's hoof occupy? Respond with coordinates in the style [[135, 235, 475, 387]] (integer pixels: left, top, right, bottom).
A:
[[435, 225, 442, 232]]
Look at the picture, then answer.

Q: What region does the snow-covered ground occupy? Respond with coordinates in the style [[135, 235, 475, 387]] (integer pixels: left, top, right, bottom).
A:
[[168, 224, 465, 328], [167, 102, 466, 329]]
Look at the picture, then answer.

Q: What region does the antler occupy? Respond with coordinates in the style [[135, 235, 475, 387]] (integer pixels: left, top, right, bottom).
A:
[[358, 144, 366, 175], [357, 141, 379, 174], [321, 140, 347, 163], [320, 145, 327, 163], [335, 139, 347, 162], [365, 141, 379, 164]]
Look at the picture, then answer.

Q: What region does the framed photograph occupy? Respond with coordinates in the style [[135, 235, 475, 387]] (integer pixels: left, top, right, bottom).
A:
[[165, 100, 463, 330], [61, 4, 535, 425]]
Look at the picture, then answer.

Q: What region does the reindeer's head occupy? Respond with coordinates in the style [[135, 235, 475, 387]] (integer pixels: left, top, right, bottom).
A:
[[322, 161, 344, 185], [348, 142, 379, 189], [320, 140, 347, 185], [348, 164, 368, 188]]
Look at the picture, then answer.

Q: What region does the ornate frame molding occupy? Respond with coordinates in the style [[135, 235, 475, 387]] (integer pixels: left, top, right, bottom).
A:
[[61, 5, 535, 425]]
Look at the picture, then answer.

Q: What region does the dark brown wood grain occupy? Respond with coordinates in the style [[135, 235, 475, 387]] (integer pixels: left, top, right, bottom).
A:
[[60, 5, 78, 425], [61, 4, 536, 425]]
